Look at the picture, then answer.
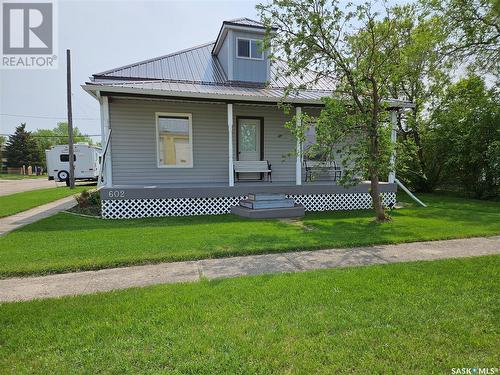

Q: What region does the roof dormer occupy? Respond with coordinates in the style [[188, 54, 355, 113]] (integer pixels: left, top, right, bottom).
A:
[[212, 18, 271, 84]]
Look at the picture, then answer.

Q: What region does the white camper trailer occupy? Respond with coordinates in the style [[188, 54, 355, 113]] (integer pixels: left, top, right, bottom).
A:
[[46, 143, 101, 185]]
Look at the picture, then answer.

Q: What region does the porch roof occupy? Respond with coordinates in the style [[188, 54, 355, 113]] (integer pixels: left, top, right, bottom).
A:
[[82, 80, 334, 105]]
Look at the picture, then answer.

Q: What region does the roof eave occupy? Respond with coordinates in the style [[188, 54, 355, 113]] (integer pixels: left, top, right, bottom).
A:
[[82, 84, 414, 109], [81, 84, 325, 105]]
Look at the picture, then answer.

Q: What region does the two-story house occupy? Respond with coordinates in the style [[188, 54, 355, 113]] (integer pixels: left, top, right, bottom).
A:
[[83, 18, 402, 219]]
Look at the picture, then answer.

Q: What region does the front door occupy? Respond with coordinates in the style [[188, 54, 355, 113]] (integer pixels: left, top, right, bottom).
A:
[[237, 118, 262, 180]]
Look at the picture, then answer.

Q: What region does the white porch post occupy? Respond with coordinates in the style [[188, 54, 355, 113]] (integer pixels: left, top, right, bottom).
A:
[[295, 106, 302, 185], [388, 109, 398, 183], [227, 103, 234, 187], [100, 95, 112, 187]]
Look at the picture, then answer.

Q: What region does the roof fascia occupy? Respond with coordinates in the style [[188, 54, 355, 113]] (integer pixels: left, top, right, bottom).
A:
[[82, 85, 414, 109], [81, 84, 324, 106]]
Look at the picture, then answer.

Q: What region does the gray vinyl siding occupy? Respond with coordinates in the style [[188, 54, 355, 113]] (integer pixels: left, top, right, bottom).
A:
[[232, 31, 268, 83], [109, 98, 301, 185], [217, 32, 230, 79], [109, 99, 228, 185]]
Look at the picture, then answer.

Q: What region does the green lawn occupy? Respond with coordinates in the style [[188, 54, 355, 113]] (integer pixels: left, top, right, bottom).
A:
[[1, 256, 498, 374], [0, 186, 88, 218], [0, 174, 46, 180], [0, 193, 498, 278]]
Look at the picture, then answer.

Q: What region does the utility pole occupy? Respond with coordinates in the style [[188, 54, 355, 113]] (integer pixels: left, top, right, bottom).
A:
[[66, 49, 75, 189]]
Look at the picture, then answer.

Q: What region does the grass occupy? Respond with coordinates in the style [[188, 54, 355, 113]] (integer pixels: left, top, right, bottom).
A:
[[0, 173, 46, 180], [0, 256, 498, 374], [0, 193, 498, 278], [0, 186, 88, 218]]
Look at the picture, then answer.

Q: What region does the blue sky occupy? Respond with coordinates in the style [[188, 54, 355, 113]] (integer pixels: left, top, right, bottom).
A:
[[0, 0, 260, 140]]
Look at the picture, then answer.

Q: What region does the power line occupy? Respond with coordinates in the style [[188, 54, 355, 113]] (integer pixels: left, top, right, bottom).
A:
[[0, 113, 98, 120], [0, 134, 101, 137]]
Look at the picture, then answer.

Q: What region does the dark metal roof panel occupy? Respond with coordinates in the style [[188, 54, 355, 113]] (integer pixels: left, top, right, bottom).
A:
[[93, 42, 227, 84], [92, 42, 334, 91], [87, 80, 333, 103], [224, 18, 265, 28]]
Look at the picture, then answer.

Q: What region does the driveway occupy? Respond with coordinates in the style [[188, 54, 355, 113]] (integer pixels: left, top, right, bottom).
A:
[[0, 178, 61, 196]]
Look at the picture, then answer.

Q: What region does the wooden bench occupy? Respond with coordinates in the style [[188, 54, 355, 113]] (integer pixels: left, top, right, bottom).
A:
[[233, 160, 272, 182]]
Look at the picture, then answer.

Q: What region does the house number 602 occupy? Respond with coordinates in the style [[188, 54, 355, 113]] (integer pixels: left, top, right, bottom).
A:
[[108, 190, 125, 198]]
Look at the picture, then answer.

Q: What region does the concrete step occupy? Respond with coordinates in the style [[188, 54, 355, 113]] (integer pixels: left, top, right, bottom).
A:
[[247, 193, 286, 201], [239, 199, 295, 209], [231, 204, 305, 219]]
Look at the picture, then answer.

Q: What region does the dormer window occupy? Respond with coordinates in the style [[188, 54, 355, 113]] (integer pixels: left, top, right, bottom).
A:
[[237, 38, 263, 60]]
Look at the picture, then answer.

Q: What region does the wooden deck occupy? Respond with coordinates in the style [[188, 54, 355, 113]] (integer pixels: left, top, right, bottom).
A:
[[101, 181, 397, 200]]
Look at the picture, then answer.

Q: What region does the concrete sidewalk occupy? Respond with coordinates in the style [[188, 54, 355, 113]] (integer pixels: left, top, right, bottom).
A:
[[1, 236, 498, 302], [0, 196, 77, 236]]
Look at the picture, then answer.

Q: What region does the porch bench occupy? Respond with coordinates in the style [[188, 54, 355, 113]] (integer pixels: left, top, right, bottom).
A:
[[233, 160, 272, 182], [304, 160, 342, 182]]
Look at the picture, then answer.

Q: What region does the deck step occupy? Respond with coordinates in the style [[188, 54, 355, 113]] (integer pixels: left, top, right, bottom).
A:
[[239, 199, 295, 209], [247, 193, 286, 201], [231, 204, 305, 219]]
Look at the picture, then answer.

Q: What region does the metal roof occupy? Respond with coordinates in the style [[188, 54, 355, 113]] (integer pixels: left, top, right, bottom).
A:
[[84, 80, 333, 104], [86, 18, 411, 107], [223, 18, 265, 28], [93, 42, 227, 83], [84, 79, 413, 108], [91, 42, 335, 91]]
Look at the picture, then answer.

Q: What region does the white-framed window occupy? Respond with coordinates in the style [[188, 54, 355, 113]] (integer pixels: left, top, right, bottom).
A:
[[236, 38, 264, 60], [155, 112, 193, 168]]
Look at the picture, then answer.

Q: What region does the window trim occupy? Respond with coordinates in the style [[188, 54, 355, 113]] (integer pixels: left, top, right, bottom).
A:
[[236, 37, 264, 60], [155, 112, 194, 168]]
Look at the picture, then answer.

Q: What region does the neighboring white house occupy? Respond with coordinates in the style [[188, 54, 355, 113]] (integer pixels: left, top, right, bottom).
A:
[[83, 18, 407, 219]]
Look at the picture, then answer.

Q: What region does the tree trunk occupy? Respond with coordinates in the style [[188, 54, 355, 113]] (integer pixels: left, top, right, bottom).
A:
[[367, 82, 389, 222], [369, 172, 388, 222], [367, 130, 389, 222]]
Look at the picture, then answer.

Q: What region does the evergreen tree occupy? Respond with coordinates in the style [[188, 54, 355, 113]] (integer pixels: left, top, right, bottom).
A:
[[5, 124, 42, 168]]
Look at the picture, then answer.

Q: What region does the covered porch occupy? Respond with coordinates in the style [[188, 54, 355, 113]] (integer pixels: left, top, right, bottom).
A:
[[94, 95, 408, 219]]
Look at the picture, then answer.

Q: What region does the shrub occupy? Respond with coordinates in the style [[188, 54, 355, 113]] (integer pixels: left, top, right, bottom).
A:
[[75, 190, 100, 208]]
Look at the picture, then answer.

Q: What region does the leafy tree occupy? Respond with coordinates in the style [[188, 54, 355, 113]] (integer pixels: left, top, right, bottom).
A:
[[0, 135, 6, 152], [429, 75, 499, 198], [423, 0, 500, 75], [258, 0, 415, 221], [33, 122, 94, 166], [0, 135, 6, 172], [4, 124, 42, 168], [388, 4, 450, 192]]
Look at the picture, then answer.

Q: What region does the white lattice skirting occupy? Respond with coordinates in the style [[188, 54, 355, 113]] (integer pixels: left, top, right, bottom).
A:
[[101, 192, 396, 219]]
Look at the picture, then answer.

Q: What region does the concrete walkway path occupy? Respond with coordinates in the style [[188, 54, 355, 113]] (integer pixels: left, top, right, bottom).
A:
[[1, 236, 498, 302], [0, 196, 77, 236]]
